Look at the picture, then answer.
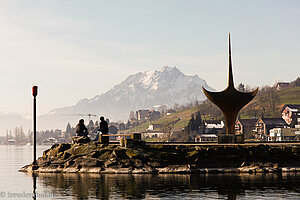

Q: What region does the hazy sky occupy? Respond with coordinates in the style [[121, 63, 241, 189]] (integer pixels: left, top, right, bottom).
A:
[[0, 0, 299, 116]]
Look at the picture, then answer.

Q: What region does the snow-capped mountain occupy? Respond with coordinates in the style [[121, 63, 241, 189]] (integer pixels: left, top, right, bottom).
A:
[[39, 66, 213, 129]]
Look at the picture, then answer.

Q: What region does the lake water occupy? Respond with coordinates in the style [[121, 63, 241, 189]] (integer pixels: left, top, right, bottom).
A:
[[0, 145, 299, 200]]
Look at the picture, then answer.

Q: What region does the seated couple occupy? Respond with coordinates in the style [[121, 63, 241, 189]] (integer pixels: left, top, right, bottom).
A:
[[76, 117, 108, 140]]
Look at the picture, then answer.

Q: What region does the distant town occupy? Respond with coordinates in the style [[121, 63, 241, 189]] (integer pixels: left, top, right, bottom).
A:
[[1, 78, 299, 145]]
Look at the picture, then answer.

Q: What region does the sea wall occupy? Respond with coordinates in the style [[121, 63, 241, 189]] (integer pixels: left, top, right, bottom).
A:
[[19, 142, 300, 174]]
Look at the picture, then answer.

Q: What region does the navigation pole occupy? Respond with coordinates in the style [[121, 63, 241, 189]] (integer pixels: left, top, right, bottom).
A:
[[32, 86, 38, 168]]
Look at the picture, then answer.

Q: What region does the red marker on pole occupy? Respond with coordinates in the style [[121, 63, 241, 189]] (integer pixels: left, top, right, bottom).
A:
[[32, 86, 38, 168]]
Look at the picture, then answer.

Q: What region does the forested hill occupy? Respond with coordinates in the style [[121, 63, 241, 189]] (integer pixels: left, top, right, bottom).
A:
[[240, 85, 300, 119]]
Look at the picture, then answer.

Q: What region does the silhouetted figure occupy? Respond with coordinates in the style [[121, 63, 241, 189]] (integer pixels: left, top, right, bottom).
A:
[[76, 119, 89, 137], [99, 116, 109, 134], [94, 116, 109, 141]]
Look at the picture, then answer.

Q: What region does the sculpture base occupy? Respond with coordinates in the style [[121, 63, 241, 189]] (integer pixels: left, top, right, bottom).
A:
[[235, 134, 244, 144], [218, 134, 235, 144], [218, 134, 244, 144]]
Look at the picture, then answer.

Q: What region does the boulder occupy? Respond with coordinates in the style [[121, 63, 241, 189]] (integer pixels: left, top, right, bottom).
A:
[[104, 158, 119, 168], [72, 136, 91, 144], [126, 149, 139, 159], [98, 151, 112, 161], [36, 157, 50, 167], [113, 148, 128, 159], [73, 156, 103, 168], [89, 151, 101, 158], [62, 152, 72, 160], [43, 149, 50, 158], [57, 143, 71, 153]]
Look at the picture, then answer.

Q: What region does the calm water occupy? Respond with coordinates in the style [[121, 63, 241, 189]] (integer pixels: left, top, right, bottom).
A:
[[0, 145, 299, 200]]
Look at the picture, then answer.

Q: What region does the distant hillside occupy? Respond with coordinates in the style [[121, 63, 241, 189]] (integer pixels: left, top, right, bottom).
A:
[[239, 85, 300, 118], [127, 85, 300, 134], [122, 105, 204, 134], [246, 86, 300, 106], [277, 86, 300, 104]]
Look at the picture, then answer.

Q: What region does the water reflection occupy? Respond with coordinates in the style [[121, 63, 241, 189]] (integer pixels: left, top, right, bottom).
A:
[[32, 174, 37, 200], [24, 172, 300, 200]]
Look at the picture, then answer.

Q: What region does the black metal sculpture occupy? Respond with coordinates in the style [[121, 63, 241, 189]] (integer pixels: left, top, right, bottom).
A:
[[202, 34, 258, 136]]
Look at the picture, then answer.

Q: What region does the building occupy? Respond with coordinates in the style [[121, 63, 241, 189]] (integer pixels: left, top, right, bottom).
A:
[[268, 128, 300, 141], [147, 124, 163, 131], [254, 118, 287, 140], [136, 110, 149, 121], [142, 131, 165, 139], [148, 110, 161, 120], [275, 82, 289, 90], [282, 104, 300, 127], [136, 109, 160, 121], [194, 134, 217, 142], [204, 120, 224, 134], [235, 119, 257, 139], [57, 134, 68, 143], [205, 120, 225, 129], [7, 139, 15, 145], [108, 124, 118, 134]]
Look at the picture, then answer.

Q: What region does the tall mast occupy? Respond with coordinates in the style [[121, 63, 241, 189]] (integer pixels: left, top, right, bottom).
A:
[[228, 33, 234, 88]]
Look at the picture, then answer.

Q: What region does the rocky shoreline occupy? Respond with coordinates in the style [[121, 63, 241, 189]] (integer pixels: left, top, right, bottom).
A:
[[19, 140, 300, 174]]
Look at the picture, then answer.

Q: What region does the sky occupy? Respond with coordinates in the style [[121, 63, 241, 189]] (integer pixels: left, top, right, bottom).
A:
[[0, 0, 299, 117]]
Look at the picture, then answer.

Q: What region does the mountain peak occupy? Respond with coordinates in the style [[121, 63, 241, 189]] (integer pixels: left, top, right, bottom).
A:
[[162, 66, 178, 72], [40, 66, 213, 129], [161, 66, 183, 75], [84, 66, 213, 118]]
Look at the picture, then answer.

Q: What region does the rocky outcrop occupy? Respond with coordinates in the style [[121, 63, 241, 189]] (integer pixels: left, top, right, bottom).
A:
[[19, 143, 300, 174], [72, 136, 91, 144]]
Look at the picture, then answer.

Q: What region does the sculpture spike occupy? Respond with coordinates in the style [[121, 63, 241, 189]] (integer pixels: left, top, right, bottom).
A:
[[228, 33, 234, 88], [202, 34, 258, 140]]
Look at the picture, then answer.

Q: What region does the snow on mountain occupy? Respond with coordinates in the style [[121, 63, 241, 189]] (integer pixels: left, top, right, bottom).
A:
[[39, 66, 214, 129]]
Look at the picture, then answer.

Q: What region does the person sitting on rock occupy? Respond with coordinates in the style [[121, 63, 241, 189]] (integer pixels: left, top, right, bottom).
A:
[[76, 119, 89, 137], [94, 116, 109, 141], [99, 116, 109, 134]]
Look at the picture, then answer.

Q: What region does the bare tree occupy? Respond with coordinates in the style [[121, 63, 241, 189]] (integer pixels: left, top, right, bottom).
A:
[[237, 83, 245, 92]]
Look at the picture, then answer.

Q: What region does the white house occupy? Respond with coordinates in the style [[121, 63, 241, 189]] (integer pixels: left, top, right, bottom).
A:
[[147, 124, 163, 131], [268, 128, 298, 141], [195, 134, 217, 142], [205, 120, 225, 129], [282, 104, 300, 127]]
